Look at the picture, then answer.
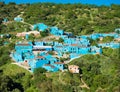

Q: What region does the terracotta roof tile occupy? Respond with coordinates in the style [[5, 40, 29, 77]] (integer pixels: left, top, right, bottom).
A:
[[71, 44, 78, 46], [54, 62, 64, 64], [36, 56, 45, 59], [44, 64, 55, 68], [16, 44, 31, 46]]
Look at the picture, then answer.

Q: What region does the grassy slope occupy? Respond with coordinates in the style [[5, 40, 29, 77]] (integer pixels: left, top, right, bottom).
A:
[[0, 63, 39, 92], [0, 63, 30, 76]]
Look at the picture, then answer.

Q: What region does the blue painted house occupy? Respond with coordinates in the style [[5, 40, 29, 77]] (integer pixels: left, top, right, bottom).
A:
[[15, 42, 33, 53], [90, 46, 102, 54], [64, 32, 73, 37], [64, 38, 90, 46], [12, 22, 120, 72], [115, 28, 120, 34], [13, 42, 33, 62], [12, 52, 23, 62], [34, 41, 45, 46], [98, 42, 120, 49], [50, 27, 64, 36], [89, 33, 102, 40], [14, 17, 23, 22], [25, 34, 29, 40], [77, 35, 88, 39], [20, 51, 64, 72], [53, 62, 64, 70], [70, 53, 81, 59], [42, 64, 59, 72], [3, 18, 8, 22], [33, 23, 48, 31]]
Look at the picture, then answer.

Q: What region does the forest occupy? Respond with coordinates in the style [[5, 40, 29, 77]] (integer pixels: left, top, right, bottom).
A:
[[0, 2, 120, 34], [0, 2, 120, 92]]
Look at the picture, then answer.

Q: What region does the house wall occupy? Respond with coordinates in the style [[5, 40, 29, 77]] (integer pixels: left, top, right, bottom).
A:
[[14, 17, 23, 22], [33, 23, 48, 31], [50, 27, 64, 36], [53, 63, 64, 70], [42, 65, 59, 72]]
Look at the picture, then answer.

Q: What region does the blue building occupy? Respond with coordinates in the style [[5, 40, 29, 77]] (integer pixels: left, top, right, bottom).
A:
[[53, 62, 64, 70], [42, 64, 59, 72], [115, 28, 120, 34], [3, 18, 8, 22], [13, 42, 33, 62], [28, 53, 64, 72], [14, 17, 23, 22], [15, 42, 33, 53], [64, 32, 73, 37], [12, 22, 120, 72], [33, 46, 53, 51], [33, 23, 48, 31], [70, 53, 81, 59], [12, 42, 64, 72], [64, 38, 90, 46], [50, 27, 64, 36], [90, 46, 102, 54], [98, 42, 120, 49], [89, 33, 102, 40], [13, 52, 23, 62]]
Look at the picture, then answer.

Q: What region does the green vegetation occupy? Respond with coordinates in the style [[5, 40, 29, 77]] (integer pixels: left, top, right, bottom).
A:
[[0, 63, 38, 92], [47, 51, 55, 55], [0, 3, 120, 35], [0, 46, 12, 67], [69, 48, 120, 92], [88, 36, 114, 46], [40, 29, 49, 37], [0, 2, 27, 20], [102, 36, 114, 43], [58, 38, 64, 43], [0, 22, 31, 34], [1, 42, 119, 92], [23, 3, 120, 35], [88, 38, 99, 46]]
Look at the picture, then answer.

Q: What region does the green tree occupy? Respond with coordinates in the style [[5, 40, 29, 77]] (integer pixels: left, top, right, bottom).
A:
[[58, 38, 64, 43], [40, 30, 49, 37]]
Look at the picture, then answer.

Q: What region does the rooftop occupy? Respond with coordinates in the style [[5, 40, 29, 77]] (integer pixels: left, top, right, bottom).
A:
[[54, 62, 64, 64], [44, 64, 55, 68], [16, 44, 31, 46], [36, 56, 45, 59], [71, 44, 78, 46]]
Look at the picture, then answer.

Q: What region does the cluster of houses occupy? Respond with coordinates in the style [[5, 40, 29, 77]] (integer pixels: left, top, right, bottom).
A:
[[11, 23, 120, 72], [1, 17, 119, 72], [12, 41, 64, 72]]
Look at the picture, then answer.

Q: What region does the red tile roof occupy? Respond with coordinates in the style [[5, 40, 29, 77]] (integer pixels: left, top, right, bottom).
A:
[[54, 62, 64, 64], [16, 44, 30, 46], [36, 56, 45, 59], [71, 44, 78, 46], [44, 64, 55, 68]]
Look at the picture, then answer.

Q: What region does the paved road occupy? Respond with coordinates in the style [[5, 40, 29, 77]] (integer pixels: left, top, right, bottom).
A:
[[64, 55, 82, 64]]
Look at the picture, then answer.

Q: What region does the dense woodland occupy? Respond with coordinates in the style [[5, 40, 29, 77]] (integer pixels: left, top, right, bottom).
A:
[[0, 2, 120, 92], [0, 2, 120, 34]]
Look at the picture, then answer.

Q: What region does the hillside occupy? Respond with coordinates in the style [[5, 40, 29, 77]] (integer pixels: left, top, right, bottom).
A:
[[0, 3, 120, 35], [0, 2, 120, 92]]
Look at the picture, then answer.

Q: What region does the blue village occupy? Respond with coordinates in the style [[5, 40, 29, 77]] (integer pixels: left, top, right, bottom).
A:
[[11, 22, 120, 72]]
